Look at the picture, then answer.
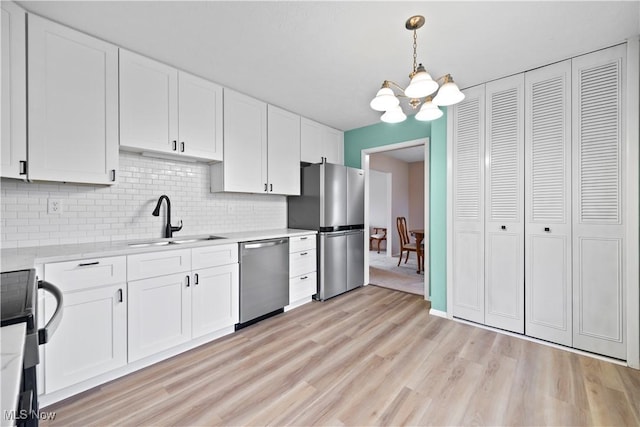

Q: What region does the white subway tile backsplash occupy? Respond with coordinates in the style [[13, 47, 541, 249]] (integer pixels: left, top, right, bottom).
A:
[[1, 152, 288, 249]]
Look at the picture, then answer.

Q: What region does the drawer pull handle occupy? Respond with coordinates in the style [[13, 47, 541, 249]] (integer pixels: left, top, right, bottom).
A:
[[194, 273, 199, 285], [118, 288, 123, 303], [300, 237, 308, 240], [78, 261, 100, 267], [300, 276, 308, 280], [300, 252, 308, 256], [186, 275, 190, 287], [500, 225, 506, 230], [544, 227, 551, 232]]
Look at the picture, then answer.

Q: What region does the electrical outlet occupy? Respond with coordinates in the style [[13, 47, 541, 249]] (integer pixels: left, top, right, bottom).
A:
[[48, 198, 63, 214]]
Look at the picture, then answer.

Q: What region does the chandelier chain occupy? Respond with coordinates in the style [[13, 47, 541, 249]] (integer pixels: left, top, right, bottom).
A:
[[412, 29, 418, 74]]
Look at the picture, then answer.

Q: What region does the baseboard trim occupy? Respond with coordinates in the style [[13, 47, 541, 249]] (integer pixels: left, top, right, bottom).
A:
[[452, 317, 628, 367], [429, 308, 448, 319]]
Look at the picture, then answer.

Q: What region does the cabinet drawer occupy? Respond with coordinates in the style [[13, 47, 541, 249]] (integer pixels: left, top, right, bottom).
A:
[[192, 243, 238, 270], [289, 249, 316, 278], [128, 249, 191, 281], [290, 272, 317, 302], [45, 256, 126, 292], [289, 234, 316, 253]]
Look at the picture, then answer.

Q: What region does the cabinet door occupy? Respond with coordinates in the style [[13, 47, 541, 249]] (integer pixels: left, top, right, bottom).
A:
[[44, 284, 127, 392], [324, 127, 344, 165], [128, 273, 192, 362], [220, 89, 267, 193], [119, 49, 178, 155], [1, 2, 26, 179], [572, 45, 626, 359], [192, 264, 239, 338], [178, 72, 223, 161], [28, 15, 118, 184], [300, 118, 324, 163], [267, 105, 300, 195], [525, 60, 572, 346], [451, 85, 485, 324], [484, 74, 525, 334]]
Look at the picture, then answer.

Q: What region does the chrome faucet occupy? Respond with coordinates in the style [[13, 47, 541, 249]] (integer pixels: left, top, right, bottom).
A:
[[152, 195, 183, 238]]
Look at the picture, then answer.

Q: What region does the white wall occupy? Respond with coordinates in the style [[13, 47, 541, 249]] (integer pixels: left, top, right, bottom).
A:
[[370, 153, 409, 256], [369, 169, 389, 251], [0, 151, 287, 249], [408, 161, 424, 230]]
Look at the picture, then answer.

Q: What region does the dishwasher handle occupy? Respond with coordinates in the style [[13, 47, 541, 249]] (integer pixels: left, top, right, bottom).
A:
[[243, 239, 288, 249]]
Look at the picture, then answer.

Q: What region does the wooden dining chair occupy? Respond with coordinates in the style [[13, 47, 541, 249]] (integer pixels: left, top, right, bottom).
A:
[[396, 217, 421, 267], [369, 227, 387, 253]]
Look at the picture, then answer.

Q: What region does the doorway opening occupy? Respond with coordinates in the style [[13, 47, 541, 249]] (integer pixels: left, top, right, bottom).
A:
[[362, 138, 430, 300]]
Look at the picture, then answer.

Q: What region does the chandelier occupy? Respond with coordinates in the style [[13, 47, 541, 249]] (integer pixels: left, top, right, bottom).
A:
[[370, 15, 465, 123]]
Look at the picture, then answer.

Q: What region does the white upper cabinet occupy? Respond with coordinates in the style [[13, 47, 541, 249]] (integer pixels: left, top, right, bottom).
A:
[[211, 90, 301, 195], [267, 105, 301, 196], [300, 118, 344, 165], [28, 14, 118, 184], [525, 60, 573, 347], [484, 74, 525, 334], [119, 49, 178, 154], [178, 72, 223, 160], [119, 49, 222, 162], [212, 89, 267, 193], [1, 1, 27, 179]]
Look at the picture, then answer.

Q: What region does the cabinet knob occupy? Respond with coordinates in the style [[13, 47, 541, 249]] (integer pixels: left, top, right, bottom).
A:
[[501, 225, 506, 230], [544, 227, 551, 232]]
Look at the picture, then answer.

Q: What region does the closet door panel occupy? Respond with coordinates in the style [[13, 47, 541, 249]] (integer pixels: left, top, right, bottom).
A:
[[524, 60, 572, 346], [451, 85, 485, 324], [484, 74, 524, 333], [572, 44, 626, 359]]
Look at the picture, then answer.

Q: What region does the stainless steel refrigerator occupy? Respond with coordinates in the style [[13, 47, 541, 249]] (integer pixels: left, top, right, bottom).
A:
[[288, 162, 365, 300]]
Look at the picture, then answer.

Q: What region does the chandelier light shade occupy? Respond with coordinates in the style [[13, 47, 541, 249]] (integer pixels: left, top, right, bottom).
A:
[[370, 85, 400, 111], [381, 105, 407, 123], [370, 15, 465, 123], [415, 96, 443, 121]]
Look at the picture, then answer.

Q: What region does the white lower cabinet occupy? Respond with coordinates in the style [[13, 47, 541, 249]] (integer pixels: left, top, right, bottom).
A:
[[287, 234, 317, 308], [127, 244, 238, 362], [43, 256, 127, 393], [45, 284, 127, 392], [128, 272, 192, 362], [192, 263, 238, 338]]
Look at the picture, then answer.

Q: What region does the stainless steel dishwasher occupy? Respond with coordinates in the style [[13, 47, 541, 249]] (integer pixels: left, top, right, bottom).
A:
[[237, 237, 289, 329]]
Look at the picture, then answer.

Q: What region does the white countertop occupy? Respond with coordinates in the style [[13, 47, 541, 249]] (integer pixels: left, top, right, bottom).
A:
[[1, 323, 26, 427], [1, 228, 316, 272]]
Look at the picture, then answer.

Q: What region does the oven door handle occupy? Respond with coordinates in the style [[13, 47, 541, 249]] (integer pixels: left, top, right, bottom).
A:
[[38, 280, 64, 345]]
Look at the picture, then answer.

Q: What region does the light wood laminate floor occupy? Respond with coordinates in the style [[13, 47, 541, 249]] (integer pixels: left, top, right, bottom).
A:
[[42, 285, 640, 426]]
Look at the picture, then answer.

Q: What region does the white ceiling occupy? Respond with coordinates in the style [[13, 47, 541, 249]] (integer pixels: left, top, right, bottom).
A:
[[17, 1, 640, 132]]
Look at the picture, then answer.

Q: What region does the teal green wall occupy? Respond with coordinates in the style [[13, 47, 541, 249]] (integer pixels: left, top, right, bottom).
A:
[[344, 112, 448, 312], [343, 116, 431, 168]]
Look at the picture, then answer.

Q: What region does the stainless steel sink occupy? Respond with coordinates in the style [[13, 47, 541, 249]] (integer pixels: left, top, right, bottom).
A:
[[127, 235, 226, 248], [171, 235, 226, 244], [127, 241, 172, 248]]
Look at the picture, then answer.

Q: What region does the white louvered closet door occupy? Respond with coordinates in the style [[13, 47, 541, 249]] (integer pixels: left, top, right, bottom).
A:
[[452, 85, 486, 324], [572, 44, 626, 359], [484, 75, 525, 333], [524, 61, 573, 346]]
